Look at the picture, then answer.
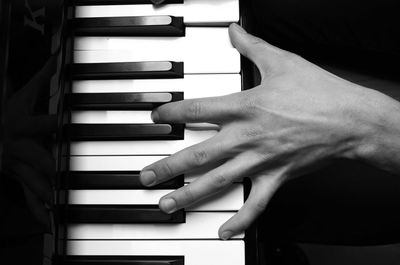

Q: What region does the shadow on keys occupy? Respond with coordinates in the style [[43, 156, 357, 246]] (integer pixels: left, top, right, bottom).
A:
[[1, 57, 57, 263]]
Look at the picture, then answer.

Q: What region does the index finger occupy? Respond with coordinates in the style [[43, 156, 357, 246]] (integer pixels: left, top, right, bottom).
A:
[[151, 94, 240, 124]]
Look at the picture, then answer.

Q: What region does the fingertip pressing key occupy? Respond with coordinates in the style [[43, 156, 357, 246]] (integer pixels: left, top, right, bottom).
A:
[[220, 230, 233, 240], [159, 198, 177, 214], [140, 170, 157, 186]]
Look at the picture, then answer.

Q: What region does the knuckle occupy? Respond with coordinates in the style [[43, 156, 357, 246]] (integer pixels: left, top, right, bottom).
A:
[[237, 93, 261, 117], [191, 149, 208, 167], [186, 101, 202, 120], [241, 127, 264, 140], [181, 185, 195, 204], [158, 160, 174, 179], [212, 174, 229, 189], [248, 36, 266, 50], [281, 51, 303, 66], [253, 197, 268, 214]]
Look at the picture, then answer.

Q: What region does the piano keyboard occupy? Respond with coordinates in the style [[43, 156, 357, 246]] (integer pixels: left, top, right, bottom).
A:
[[56, 1, 256, 265], [74, 0, 239, 25]]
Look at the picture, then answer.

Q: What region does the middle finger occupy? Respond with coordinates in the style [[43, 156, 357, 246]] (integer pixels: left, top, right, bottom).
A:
[[158, 153, 254, 213], [140, 133, 231, 187]]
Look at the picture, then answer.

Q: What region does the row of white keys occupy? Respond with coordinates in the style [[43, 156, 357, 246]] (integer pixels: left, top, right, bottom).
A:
[[67, 240, 245, 265], [74, 28, 240, 74], [67, 212, 243, 239], [68, 184, 243, 210], [75, 0, 240, 25], [70, 2, 244, 261]]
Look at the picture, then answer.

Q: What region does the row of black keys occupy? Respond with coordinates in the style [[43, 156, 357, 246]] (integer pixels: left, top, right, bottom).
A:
[[62, 2, 192, 264], [72, 0, 187, 36], [59, 256, 183, 265], [58, 171, 185, 223], [62, 91, 185, 221], [74, 0, 182, 6], [65, 91, 183, 140]]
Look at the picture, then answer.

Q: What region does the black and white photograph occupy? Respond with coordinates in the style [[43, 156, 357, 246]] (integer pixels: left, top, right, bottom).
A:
[[1, 0, 400, 264]]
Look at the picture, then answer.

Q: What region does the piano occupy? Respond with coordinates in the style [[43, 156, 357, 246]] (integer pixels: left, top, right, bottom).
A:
[[0, 0, 261, 264], [56, 1, 262, 265], [4, 1, 400, 265]]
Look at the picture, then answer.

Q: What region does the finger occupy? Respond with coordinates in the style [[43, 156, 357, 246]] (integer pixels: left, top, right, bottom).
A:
[[158, 154, 254, 213], [15, 114, 58, 137], [3, 157, 53, 204], [22, 183, 51, 229], [229, 23, 284, 76], [140, 134, 230, 186], [7, 139, 56, 181], [151, 94, 239, 124], [218, 171, 283, 240]]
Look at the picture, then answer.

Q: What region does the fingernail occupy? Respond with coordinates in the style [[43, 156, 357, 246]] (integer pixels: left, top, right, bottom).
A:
[[160, 198, 177, 213], [151, 110, 159, 122], [221, 230, 233, 240], [233, 23, 246, 33], [140, 171, 156, 186]]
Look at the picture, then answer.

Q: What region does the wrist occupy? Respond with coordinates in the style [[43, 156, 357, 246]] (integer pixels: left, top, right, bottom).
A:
[[346, 87, 400, 171]]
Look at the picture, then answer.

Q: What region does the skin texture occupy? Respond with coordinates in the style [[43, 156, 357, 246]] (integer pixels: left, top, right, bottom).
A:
[[140, 23, 400, 240]]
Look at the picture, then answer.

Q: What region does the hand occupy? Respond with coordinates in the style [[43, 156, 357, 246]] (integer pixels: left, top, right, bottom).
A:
[[2, 56, 57, 227], [140, 24, 372, 239]]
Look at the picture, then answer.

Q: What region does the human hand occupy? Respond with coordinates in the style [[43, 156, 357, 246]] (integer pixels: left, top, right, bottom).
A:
[[2, 57, 57, 227], [140, 23, 372, 239]]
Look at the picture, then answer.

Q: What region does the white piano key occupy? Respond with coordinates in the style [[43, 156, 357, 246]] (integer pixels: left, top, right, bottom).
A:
[[67, 240, 245, 265], [70, 129, 216, 155], [75, 0, 240, 25], [69, 156, 238, 183], [74, 50, 239, 74], [70, 156, 167, 171], [71, 110, 152, 124], [72, 74, 242, 98], [75, 28, 233, 51], [67, 212, 243, 240], [68, 184, 243, 211], [74, 28, 240, 74], [68, 189, 171, 205], [71, 110, 219, 129], [69, 156, 229, 183]]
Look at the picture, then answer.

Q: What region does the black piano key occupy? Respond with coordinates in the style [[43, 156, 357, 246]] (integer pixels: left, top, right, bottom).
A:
[[73, 15, 185, 36], [61, 171, 184, 189], [72, 61, 184, 80], [64, 124, 184, 140], [59, 205, 185, 223], [59, 255, 184, 265], [73, 0, 183, 5], [66, 92, 183, 110]]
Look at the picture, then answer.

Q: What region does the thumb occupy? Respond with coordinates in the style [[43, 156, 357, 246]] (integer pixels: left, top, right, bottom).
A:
[[229, 23, 283, 75]]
